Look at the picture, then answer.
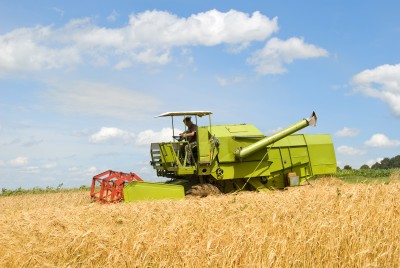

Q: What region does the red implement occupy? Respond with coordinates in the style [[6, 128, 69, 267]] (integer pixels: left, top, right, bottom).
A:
[[90, 170, 143, 204]]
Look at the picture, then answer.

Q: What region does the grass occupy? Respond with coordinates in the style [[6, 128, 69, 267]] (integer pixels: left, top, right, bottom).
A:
[[1, 177, 399, 267], [0, 184, 90, 197], [321, 168, 400, 184]]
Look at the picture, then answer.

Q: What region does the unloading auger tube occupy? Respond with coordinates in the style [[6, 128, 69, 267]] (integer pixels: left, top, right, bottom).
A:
[[234, 112, 317, 159]]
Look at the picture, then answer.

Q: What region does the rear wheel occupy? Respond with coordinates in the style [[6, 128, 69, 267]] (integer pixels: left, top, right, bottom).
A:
[[186, 183, 221, 197]]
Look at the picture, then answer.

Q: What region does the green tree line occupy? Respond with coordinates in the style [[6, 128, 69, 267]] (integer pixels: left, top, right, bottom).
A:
[[342, 155, 400, 170]]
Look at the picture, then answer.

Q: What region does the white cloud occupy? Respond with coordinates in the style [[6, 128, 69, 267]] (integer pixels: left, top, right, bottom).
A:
[[336, 145, 366, 156], [90, 127, 134, 143], [126, 9, 277, 46], [216, 75, 245, 86], [135, 128, 181, 145], [20, 166, 40, 174], [68, 166, 98, 176], [365, 157, 384, 167], [335, 127, 360, 137], [247, 37, 328, 74], [107, 10, 119, 22], [0, 9, 277, 73], [134, 48, 171, 65], [42, 162, 58, 169], [44, 80, 160, 119], [364, 133, 400, 147], [9, 156, 29, 166], [85, 166, 98, 175], [0, 26, 81, 72], [352, 63, 400, 117], [113, 60, 132, 70]]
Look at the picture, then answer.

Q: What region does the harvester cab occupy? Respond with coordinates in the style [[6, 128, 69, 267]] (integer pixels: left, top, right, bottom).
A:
[[150, 111, 214, 179]]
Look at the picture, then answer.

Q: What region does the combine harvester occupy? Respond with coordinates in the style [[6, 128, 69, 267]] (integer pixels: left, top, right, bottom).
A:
[[90, 111, 337, 203]]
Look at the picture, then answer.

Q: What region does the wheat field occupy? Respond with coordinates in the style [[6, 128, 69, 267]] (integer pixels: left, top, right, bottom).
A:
[[1, 177, 399, 267]]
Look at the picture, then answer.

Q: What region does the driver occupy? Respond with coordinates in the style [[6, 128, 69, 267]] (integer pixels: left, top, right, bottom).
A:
[[179, 116, 197, 143], [179, 116, 197, 165]]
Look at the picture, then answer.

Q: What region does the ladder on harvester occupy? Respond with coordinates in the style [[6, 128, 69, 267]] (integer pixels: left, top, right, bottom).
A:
[[150, 142, 185, 177], [151, 143, 168, 177], [150, 143, 162, 169], [90, 170, 143, 204]]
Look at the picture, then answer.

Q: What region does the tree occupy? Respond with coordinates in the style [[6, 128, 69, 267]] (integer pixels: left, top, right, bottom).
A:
[[343, 165, 352, 170], [370, 155, 400, 169], [380, 158, 390, 169], [360, 164, 370, 169], [371, 162, 381, 169], [390, 155, 400, 168]]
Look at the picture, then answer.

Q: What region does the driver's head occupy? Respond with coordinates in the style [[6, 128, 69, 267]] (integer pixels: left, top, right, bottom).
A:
[[183, 116, 192, 127]]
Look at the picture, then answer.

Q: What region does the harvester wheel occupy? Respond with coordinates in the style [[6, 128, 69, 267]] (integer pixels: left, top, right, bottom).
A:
[[187, 183, 221, 197]]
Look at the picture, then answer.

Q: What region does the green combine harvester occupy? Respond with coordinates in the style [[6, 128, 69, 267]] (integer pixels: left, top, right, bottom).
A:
[[121, 111, 337, 202]]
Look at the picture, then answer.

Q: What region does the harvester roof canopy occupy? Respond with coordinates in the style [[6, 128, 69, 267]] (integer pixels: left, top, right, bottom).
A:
[[155, 111, 213, 118]]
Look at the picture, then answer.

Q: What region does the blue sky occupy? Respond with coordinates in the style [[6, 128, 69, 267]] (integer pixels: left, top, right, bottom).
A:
[[1, 1, 400, 189]]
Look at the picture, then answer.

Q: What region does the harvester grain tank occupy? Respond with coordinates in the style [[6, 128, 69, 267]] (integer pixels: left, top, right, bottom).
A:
[[234, 112, 317, 159], [119, 111, 337, 202]]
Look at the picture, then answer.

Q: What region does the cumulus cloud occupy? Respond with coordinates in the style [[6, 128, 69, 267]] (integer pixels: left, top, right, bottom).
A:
[[0, 26, 81, 72], [126, 9, 277, 46], [9, 156, 29, 166], [0, 9, 277, 73], [352, 63, 400, 117], [90, 127, 134, 143], [336, 145, 366, 155], [215, 75, 245, 86], [44, 80, 160, 119], [335, 127, 360, 137], [364, 133, 400, 147], [247, 37, 328, 74], [135, 128, 182, 145]]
